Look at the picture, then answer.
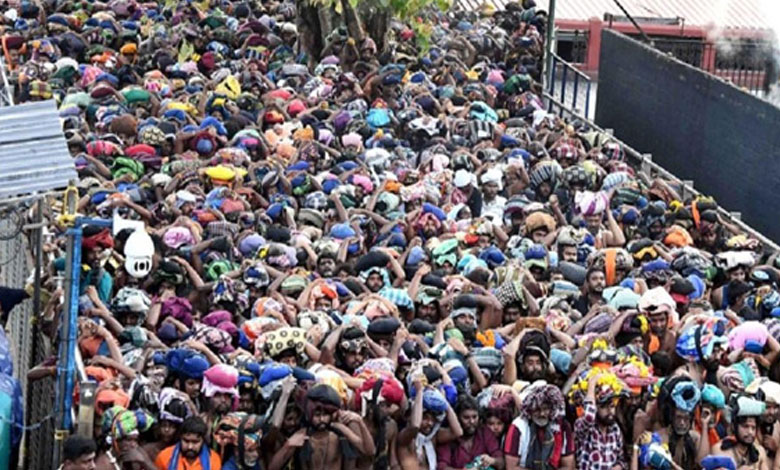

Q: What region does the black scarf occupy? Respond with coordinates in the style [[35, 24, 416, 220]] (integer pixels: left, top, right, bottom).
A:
[[526, 423, 555, 470], [721, 437, 760, 465]]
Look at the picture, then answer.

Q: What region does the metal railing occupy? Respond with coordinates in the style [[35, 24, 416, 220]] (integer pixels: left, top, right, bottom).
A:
[[650, 37, 775, 96], [0, 55, 14, 107], [547, 52, 594, 120], [542, 92, 780, 253]]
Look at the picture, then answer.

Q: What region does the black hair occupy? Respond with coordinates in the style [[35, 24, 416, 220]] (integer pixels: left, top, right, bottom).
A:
[[63, 435, 97, 463], [650, 351, 674, 377], [455, 395, 479, 415], [180, 416, 208, 438]]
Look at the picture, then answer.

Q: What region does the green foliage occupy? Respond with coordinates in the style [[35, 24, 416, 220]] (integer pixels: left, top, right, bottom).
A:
[[307, 0, 449, 20]]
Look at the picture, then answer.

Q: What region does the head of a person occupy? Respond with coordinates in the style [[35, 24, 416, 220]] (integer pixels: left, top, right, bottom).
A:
[[647, 309, 669, 337], [482, 181, 500, 200], [317, 253, 337, 278], [530, 227, 548, 244], [179, 416, 208, 460], [180, 376, 202, 401], [671, 406, 693, 436], [282, 404, 303, 435], [310, 404, 335, 431], [735, 415, 757, 446], [159, 418, 182, 446], [585, 213, 602, 231], [63, 435, 97, 470], [586, 268, 606, 296], [456, 395, 480, 437], [559, 243, 578, 263], [502, 303, 523, 324], [728, 265, 747, 282], [420, 410, 437, 435], [520, 350, 547, 381], [366, 272, 385, 292], [763, 399, 779, 425], [416, 301, 439, 323], [208, 391, 233, 415], [484, 411, 506, 437], [596, 396, 618, 426], [339, 329, 367, 373]]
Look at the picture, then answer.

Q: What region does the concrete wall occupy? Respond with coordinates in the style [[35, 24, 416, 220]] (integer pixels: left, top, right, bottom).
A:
[[595, 29, 780, 241]]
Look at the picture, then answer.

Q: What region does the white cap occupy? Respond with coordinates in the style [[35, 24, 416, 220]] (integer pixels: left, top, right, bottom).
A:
[[454, 169, 474, 188]]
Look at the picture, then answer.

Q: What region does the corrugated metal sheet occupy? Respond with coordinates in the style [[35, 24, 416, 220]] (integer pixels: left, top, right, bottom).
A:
[[0, 100, 77, 201], [455, 0, 774, 31], [454, 0, 510, 13], [534, 0, 773, 31]]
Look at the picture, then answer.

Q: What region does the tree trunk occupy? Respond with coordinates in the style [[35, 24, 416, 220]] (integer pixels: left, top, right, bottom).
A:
[[359, 2, 391, 52], [295, 0, 325, 62], [340, 0, 365, 42]]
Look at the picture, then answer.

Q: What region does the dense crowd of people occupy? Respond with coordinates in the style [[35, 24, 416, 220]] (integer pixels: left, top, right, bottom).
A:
[[3, 0, 780, 470]]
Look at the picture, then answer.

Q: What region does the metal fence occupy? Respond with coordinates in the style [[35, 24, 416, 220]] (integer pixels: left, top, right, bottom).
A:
[[650, 37, 777, 96], [547, 52, 594, 119], [543, 91, 779, 253], [0, 210, 55, 470]]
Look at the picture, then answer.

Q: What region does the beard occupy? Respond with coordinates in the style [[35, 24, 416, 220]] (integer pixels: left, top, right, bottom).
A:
[[673, 423, 691, 436], [596, 414, 615, 426], [532, 417, 550, 427], [314, 422, 330, 432], [737, 433, 755, 446], [183, 448, 199, 459]]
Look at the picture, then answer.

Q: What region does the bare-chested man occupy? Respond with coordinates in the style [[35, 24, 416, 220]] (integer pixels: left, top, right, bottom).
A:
[[397, 380, 463, 470], [269, 383, 371, 470], [712, 415, 770, 470]]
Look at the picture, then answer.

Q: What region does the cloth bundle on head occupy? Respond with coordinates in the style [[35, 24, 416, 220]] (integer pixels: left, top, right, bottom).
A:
[[202, 364, 239, 399], [160, 297, 193, 327], [305, 383, 342, 418], [212, 412, 263, 454], [158, 388, 192, 423], [191, 324, 234, 354], [670, 381, 701, 412], [82, 228, 114, 250], [589, 248, 633, 286], [476, 386, 516, 423], [612, 355, 657, 394], [676, 318, 728, 363], [639, 287, 676, 318], [727, 321, 768, 353], [575, 190, 609, 216], [718, 359, 761, 395], [111, 409, 155, 443], [261, 327, 306, 358], [524, 211, 556, 236], [354, 376, 405, 416], [164, 349, 209, 380]]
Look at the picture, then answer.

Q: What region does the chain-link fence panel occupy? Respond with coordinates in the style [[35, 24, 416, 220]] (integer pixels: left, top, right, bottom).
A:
[[0, 214, 55, 470]]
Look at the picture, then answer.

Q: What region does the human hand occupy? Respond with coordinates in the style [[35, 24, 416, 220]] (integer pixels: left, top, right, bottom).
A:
[[438, 317, 454, 331], [337, 410, 361, 425], [281, 376, 296, 395], [85, 285, 100, 302], [491, 384, 513, 398], [288, 429, 308, 448], [700, 407, 712, 427]]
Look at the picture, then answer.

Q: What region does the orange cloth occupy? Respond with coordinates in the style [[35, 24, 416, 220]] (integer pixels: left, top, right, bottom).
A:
[[648, 334, 660, 354], [155, 444, 222, 470], [604, 248, 617, 286]]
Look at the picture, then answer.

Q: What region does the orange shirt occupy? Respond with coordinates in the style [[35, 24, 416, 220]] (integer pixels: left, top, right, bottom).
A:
[[154, 444, 222, 470]]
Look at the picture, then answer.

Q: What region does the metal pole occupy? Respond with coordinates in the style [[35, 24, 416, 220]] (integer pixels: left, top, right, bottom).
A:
[[545, 0, 557, 87], [52, 189, 80, 470], [33, 200, 42, 332]]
